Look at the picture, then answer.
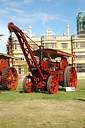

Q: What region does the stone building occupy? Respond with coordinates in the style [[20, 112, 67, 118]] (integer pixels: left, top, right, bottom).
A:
[[72, 33, 85, 77]]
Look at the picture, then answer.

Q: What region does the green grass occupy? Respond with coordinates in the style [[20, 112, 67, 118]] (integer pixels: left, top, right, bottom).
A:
[[0, 79, 85, 128], [0, 79, 85, 101]]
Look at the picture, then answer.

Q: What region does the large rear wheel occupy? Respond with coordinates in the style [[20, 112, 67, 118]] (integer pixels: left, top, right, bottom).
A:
[[23, 75, 35, 93], [2, 67, 18, 90], [47, 75, 59, 94], [67, 67, 77, 88], [63, 66, 71, 87]]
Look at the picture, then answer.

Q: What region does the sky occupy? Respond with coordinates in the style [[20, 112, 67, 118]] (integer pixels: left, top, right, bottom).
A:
[[0, 0, 85, 53]]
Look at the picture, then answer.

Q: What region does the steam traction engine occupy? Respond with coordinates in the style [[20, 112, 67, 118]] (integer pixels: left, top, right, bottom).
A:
[[8, 22, 77, 94], [0, 53, 18, 90]]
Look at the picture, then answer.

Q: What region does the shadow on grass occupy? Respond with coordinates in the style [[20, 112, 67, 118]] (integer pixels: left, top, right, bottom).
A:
[[19, 89, 49, 94], [19, 87, 66, 94], [81, 89, 85, 90], [58, 87, 65, 92], [76, 89, 85, 92], [0, 86, 5, 93], [76, 98, 85, 102], [19, 90, 25, 93]]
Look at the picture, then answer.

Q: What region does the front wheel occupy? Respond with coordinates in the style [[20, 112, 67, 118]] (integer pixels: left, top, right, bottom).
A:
[[47, 75, 59, 94], [23, 75, 35, 93]]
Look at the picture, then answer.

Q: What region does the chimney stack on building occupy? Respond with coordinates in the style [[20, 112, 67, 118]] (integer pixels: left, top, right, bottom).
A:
[[66, 24, 69, 36], [29, 25, 32, 37], [63, 32, 66, 36]]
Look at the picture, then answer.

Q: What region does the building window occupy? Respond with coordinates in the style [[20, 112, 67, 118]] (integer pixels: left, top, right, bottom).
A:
[[15, 44, 17, 49], [33, 44, 38, 50], [77, 64, 85, 72], [17, 45, 21, 50], [14, 44, 21, 50], [15, 55, 25, 61], [62, 43, 67, 49], [44, 43, 55, 49], [18, 66, 21, 74], [15, 65, 27, 74], [76, 43, 85, 48], [75, 52, 85, 59]]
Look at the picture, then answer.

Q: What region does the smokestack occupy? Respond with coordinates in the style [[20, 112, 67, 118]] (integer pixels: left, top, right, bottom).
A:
[[66, 24, 69, 36], [29, 25, 32, 37]]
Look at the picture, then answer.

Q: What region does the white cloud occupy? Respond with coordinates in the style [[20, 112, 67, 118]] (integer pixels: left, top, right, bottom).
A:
[[11, 15, 34, 23], [0, 0, 7, 2], [62, 19, 70, 23], [41, 0, 51, 2], [80, 0, 85, 2], [0, 25, 8, 45], [0, 24, 9, 53], [8, 10, 60, 25], [0, 8, 9, 15], [1, 5, 69, 27], [0, 0, 20, 6], [0, 0, 33, 7], [33, 12, 60, 26], [9, 8, 24, 14], [0, 5, 60, 25], [23, 0, 33, 3]]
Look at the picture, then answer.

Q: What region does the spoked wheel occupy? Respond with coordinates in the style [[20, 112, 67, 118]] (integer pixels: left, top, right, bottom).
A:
[[23, 75, 35, 93], [67, 67, 77, 88], [47, 75, 59, 94], [2, 67, 18, 90]]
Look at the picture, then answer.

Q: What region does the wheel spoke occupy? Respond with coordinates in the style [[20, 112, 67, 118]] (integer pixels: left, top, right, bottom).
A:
[[70, 72, 75, 77], [48, 76, 59, 94], [67, 67, 77, 88], [8, 69, 13, 76], [23, 76, 35, 93]]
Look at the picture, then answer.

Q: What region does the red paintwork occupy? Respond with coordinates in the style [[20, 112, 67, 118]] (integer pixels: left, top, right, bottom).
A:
[[25, 77, 35, 93], [8, 22, 77, 94], [42, 61, 48, 71], [59, 75, 63, 81], [8, 22, 45, 80], [37, 81, 46, 89], [68, 67, 77, 88], [0, 59, 8, 73], [60, 58, 68, 71], [33, 49, 77, 59], [0, 76, 1, 84], [5, 67, 18, 90], [50, 76, 59, 94], [0, 60, 18, 90]]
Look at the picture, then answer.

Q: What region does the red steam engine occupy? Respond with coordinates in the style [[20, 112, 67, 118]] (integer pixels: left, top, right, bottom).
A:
[[0, 53, 18, 90], [8, 22, 77, 94]]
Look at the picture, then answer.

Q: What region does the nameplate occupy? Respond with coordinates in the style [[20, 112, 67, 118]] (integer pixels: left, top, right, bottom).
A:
[[66, 87, 75, 92]]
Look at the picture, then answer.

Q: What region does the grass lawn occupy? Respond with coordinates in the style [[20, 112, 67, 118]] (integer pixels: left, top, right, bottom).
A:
[[0, 79, 85, 128]]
